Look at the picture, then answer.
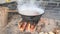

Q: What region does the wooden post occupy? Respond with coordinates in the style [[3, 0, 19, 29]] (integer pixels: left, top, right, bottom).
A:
[[0, 7, 8, 30]]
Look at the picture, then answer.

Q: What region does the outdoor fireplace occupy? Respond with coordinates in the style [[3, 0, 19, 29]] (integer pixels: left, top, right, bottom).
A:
[[17, 0, 44, 32], [16, 0, 59, 34], [18, 13, 44, 32], [17, 5, 44, 32]]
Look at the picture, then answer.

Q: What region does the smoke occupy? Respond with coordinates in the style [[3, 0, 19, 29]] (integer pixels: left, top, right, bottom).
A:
[[17, 0, 43, 8]]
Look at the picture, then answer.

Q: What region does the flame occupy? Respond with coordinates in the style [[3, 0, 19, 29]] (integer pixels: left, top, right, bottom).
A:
[[30, 25, 35, 32], [18, 22, 35, 32], [18, 22, 27, 32], [26, 23, 31, 31]]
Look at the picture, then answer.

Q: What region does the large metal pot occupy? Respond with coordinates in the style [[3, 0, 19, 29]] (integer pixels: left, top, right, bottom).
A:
[[17, 4, 44, 24], [17, 0, 44, 24], [17, 4, 44, 16]]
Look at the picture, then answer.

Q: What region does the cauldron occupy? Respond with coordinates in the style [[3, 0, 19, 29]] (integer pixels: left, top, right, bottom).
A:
[[17, 3, 44, 25]]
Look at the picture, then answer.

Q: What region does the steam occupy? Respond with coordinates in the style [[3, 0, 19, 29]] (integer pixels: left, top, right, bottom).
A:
[[17, 0, 44, 16]]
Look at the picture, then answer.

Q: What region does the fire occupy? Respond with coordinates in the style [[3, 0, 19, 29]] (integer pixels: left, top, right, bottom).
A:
[[25, 23, 31, 32], [30, 25, 35, 32], [18, 21, 35, 32], [18, 22, 27, 32]]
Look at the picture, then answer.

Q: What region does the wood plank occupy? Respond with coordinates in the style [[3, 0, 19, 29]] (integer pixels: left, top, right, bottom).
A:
[[8, 10, 17, 12]]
